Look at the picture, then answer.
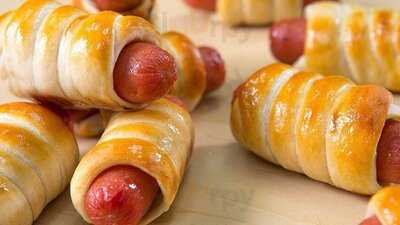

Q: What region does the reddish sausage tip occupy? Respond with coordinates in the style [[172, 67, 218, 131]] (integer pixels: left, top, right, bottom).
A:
[[93, 0, 142, 12], [198, 46, 226, 94], [270, 18, 306, 65], [114, 42, 178, 104], [85, 165, 159, 225], [183, 0, 216, 11], [359, 215, 382, 225], [377, 119, 400, 185]]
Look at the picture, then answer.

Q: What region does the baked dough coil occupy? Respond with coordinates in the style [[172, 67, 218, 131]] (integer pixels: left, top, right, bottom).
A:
[[365, 186, 400, 225], [217, 0, 303, 26], [71, 0, 155, 20], [71, 97, 194, 225], [296, 1, 400, 92], [0, 102, 79, 225], [0, 0, 161, 111], [231, 63, 400, 195], [162, 31, 207, 111], [74, 31, 206, 138]]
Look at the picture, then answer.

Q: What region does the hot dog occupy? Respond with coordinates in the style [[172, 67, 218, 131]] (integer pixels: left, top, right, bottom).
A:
[[359, 216, 381, 225], [184, 0, 216, 11], [270, 18, 306, 65], [85, 165, 159, 225], [93, 0, 143, 12], [270, 1, 340, 64], [376, 119, 400, 185], [114, 42, 178, 104], [199, 46, 226, 94]]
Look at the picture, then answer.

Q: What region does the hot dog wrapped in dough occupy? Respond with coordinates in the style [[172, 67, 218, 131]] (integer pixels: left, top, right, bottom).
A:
[[71, 0, 155, 19], [71, 97, 194, 225], [271, 2, 400, 91], [0, 0, 177, 111], [0, 102, 79, 225], [73, 31, 225, 138], [360, 186, 400, 225], [231, 63, 400, 195]]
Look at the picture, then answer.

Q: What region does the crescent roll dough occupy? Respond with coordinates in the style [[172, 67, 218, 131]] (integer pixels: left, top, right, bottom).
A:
[[296, 1, 400, 92], [365, 186, 400, 225], [0, 0, 161, 110], [231, 63, 400, 195], [70, 98, 194, 225], [0, 102, 79, 225], [217, 0, 302, 26], [162, 31, 207, 111], [71, 0, 155, 19]]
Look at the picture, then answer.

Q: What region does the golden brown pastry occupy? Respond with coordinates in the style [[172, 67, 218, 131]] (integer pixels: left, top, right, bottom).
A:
[[70, 97, 193, 225], [162, 31, 207, 111], [0, 0, 167, 111], [71, 0, 155, 20], [73, 31, 225, 138], [217, 0, 302, 26], [231, 63, 400, 195], [361, 186, 400, 225], [295, 1, 400, 92], [0, 102, 79, 225]]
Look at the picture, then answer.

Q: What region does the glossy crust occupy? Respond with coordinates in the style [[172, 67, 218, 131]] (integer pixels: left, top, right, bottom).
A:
[[217, 0, 302, 26], [71, 98, 194, 225], [0, 0, 161, 110], [296, 2, 400, 91], [72, 0, 155, 19], [365, 186, 400, 225], [162, 32, 207, 111], [230, 63, 399, 195], [0, 102, 79, 225]]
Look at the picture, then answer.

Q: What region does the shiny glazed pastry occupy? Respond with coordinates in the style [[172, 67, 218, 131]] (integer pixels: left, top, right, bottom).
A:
[[70, 97, 194, 225], [163, 31, 225, 111], [73, 31, 225, 138], [0, 102, 79, 225], [271, 1, 400, 91], [360, 186, 400, 225], [71, 0, 155, 19], [0, 0, 177, 111], [218, 0, 302, 26], [231, 63, 400, 195]]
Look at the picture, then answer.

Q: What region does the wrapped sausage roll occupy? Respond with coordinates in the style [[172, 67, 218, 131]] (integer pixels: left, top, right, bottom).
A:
[[70, 97, 194, 225], [231, 63, 400, 195], [0, 0, 177, 111], [72, 31, 225, 138], [0, 102, 79, 225], [294, 2, 400, 92]]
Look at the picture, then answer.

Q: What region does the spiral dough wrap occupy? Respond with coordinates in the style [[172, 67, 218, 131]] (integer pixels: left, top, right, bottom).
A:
[[217, 0, 303, 26], [231, 63, 400, 195], [71, 98, 194, 225], [295, 2, 400, 92], [0, 102, 79, 225], [0, 0, 162, 110]]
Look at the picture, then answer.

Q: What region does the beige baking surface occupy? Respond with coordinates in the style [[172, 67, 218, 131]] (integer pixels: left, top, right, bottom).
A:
[[1, 0, 400, 224]]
